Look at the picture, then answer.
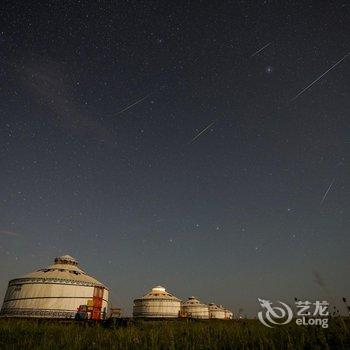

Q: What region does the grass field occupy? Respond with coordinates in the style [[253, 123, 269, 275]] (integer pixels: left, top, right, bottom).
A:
[[0, 317, 349, 350]]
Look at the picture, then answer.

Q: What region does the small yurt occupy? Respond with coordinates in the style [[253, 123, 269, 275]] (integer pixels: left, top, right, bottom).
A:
[[208, 303, 226, 319], [133, 285, 181, 318], [181, 296, 209, 319], [0, 255, 108, 319], [224, 308, 233, 319]]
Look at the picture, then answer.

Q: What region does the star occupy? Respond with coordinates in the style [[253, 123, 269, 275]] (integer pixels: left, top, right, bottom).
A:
[[265, 66, 273, 74]]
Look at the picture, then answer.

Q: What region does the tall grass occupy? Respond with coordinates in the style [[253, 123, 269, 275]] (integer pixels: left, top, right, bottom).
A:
[[0, 318, 349, 350]]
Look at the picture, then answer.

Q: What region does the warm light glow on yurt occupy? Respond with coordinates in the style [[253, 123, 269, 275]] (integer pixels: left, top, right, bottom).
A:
[[0, 255, 108, 319]]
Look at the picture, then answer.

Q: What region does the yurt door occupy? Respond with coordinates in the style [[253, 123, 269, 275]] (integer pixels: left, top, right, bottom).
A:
[[91, 286, 104, 320]]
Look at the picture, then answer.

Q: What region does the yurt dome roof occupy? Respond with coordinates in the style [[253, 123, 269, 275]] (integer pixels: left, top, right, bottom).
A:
[[54, 255, 78, 265], [13, 255, 107, 288], [136, 285, 181, 301], [208, 303, 224, 310], [182, 296, 205, 306]]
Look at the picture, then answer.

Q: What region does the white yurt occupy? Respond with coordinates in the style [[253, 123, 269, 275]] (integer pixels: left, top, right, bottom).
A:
[[208, 303, 226, 319], [224, 308, 233, 319], [181, 296, 209, 319], [0, 255, 108, 319], [133, 285, 181, 318]]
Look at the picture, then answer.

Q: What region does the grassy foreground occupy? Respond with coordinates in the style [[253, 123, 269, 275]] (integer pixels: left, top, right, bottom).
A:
[[0, 318, 349, 350]]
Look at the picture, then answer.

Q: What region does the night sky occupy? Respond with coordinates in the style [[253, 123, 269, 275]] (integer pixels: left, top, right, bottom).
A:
[[0, 1, 349, 316]]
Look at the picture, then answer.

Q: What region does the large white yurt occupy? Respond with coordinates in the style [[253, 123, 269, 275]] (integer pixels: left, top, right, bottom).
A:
[[0, 255, 108, 319], [133, 285, 181, 318], [181, 296, 209, 319], [208, 303, 226, 319]]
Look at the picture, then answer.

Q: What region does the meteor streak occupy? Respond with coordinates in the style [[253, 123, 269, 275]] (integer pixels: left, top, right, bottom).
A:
[[320, 178, 335, 205], [0, 230, 20, 237], [250, 42, 272, 57], [189, 120, 216, 144], [115, 94, 151, 116], [290, 53, 349, 102]]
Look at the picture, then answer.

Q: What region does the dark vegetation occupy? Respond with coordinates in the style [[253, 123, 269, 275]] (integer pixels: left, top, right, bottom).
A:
[[0, 317, 349, 349]]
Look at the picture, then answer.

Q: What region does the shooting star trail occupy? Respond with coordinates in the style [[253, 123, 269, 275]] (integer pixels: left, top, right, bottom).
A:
[[115, 94, 152, 116], [250, 42, 272, 57], [290, 53, 349, 102], [189, 120, 216, 144], [0, 230, 20, 237], [320, 178, 335, 205]]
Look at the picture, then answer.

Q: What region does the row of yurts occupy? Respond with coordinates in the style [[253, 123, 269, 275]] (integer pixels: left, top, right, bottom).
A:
[[0, 255, 233, 320]]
